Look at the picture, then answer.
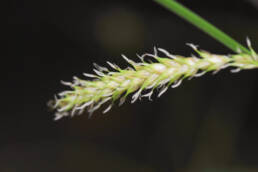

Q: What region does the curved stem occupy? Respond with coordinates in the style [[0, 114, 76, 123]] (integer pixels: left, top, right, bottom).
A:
[[154, 0, 251, 54]]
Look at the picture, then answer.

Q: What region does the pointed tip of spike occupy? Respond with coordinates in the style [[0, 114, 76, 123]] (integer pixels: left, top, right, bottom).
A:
[[186, 43, 198, 51], [246, 37, 251, 48]]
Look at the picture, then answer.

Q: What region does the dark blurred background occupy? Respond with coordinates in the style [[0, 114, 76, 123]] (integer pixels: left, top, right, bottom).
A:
[[6, 0, 258, 171]]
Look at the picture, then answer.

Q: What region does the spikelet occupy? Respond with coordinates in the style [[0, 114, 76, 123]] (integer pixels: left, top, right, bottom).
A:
[[49, 42, 258, 120]]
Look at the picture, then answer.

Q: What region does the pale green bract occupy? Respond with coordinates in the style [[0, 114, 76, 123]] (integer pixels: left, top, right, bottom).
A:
[[50, 42, 258, 120]]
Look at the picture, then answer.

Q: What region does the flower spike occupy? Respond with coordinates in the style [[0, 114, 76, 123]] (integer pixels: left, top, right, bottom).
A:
[[49, 44, 258, 120]]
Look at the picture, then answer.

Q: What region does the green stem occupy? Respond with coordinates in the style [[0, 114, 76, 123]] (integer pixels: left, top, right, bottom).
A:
[[154, 0, 251, 54]]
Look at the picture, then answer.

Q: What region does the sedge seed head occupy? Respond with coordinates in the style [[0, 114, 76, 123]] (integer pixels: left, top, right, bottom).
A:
[[49, 45, 258, 120]]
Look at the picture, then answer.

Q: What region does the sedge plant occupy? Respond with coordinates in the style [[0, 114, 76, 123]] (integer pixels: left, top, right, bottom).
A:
[[49, 0, 258, 120]]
